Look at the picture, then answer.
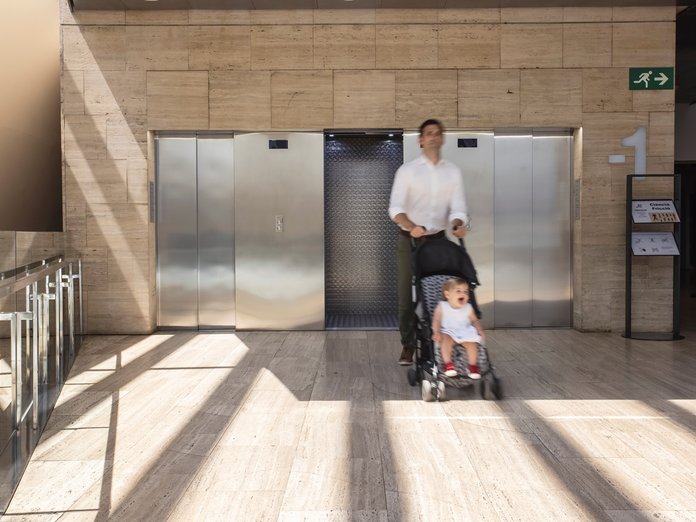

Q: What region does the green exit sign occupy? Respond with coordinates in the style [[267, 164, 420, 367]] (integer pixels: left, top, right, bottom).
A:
[[629, 67, 674, 90]]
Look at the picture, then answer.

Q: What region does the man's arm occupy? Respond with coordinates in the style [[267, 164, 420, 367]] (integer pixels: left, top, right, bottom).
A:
[[449, 167, 469, 238], [392, 213, 426, 238], [393, 213, 416, 231], [389, 165, 426, 238]]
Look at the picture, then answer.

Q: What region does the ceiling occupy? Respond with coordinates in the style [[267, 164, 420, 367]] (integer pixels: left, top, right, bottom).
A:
[[69, 0, 696, 9]]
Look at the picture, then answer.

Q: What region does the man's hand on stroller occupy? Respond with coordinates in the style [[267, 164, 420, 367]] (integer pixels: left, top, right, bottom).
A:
[[410, 225, 426, 238], [452, 219, 467, 238]]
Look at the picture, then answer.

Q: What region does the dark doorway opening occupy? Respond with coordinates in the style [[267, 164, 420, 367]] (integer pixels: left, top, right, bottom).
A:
[[678, 164, 696, 332], [324, 131, 403, 329]]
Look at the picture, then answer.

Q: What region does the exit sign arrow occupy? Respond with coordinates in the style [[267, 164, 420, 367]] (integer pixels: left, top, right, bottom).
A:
[[655, 72, 669, 86]]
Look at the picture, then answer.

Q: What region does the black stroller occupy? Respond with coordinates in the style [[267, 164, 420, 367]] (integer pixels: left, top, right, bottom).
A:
[[406, 238, 502, 402]]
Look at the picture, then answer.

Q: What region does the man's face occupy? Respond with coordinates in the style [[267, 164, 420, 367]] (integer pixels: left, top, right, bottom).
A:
[[419, 124, 444, 152]]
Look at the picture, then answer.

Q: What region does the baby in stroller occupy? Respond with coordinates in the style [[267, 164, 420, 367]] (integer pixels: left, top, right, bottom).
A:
[[407, 237, 501, 401], [431, 277, 485, 379]]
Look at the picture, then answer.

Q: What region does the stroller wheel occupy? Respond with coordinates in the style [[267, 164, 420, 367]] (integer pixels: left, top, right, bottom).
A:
[[436, 381, 446, 401], [492, 377, 503, 400], [407, 368, 418, 387], [421, 380, 434, 402], [480, 372, 503, 401]]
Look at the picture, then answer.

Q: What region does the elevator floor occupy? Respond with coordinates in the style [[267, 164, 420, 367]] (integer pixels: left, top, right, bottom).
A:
[[326, 313, 398, 330], [5, 329, 696, 520]]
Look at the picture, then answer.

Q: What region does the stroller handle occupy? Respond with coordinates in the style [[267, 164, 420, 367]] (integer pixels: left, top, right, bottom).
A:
[[409, 235, 467, 250]]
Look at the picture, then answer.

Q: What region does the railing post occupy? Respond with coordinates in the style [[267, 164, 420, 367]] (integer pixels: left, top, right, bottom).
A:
[[32, 281, 39, 430], [1, 311, 32, 430], [63, 264, 75, 365], [78, 258, 84, 338], [11, 313, 20, 428], [1, 314, 20, 428], [25, 286, 31, 365], [50, 267, 64, 386], [41, 294, 49, 386]]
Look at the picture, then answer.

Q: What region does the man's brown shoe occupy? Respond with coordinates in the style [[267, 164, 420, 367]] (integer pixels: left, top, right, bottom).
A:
[[398, 346, 414, 366]]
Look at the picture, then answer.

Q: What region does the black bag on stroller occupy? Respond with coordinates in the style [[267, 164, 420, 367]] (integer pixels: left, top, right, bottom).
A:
[[405, 238, 502, 401]]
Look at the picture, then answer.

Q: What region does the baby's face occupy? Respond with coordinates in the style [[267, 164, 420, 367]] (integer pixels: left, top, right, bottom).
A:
[[444, 284, 469, 308]]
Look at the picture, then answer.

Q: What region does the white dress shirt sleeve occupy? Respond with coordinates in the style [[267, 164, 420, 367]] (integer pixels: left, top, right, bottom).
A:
[[388, 165, 408, 222], [448, 165, 469, 226]]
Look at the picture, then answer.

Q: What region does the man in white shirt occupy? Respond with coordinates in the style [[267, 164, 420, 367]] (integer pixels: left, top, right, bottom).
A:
[[388, 119, 469, 365]]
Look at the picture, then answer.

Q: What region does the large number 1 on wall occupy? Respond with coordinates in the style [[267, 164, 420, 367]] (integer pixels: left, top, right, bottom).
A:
[[622, 127, 647, 178]]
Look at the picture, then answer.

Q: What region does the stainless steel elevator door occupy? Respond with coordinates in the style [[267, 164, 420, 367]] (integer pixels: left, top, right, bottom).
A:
[[234, 133, 324, 330], [156, 134, 236, 329], [157, 136, 198, 328], [494, 131, 572, 327], [531, 134, 572, 326], [197, 136, 235, 328], [494, 134, 534, 327], [404, 132, 496, 328]]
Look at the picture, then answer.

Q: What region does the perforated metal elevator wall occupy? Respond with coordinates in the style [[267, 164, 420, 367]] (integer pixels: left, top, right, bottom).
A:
[[324, 134, 403, 329]]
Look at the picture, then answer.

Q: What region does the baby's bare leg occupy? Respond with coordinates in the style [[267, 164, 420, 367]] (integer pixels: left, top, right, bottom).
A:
[[440, 334, 455, 364], [462, 342, 478, 366]]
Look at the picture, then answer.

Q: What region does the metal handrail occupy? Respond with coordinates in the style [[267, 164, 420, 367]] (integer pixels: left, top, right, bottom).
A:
[[0, 257, 72, 299], [0, 254, 63, 282]]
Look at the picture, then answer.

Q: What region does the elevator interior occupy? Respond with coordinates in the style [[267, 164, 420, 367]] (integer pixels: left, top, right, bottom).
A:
[[324, 132, 403, 329], [155, 129, 573, 331]]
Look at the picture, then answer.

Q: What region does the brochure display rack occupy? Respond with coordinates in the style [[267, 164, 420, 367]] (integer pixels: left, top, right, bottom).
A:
[[625, 174, 683, 340]]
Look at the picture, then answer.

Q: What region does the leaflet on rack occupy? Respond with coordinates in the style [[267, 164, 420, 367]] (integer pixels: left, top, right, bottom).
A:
[[631, 232, 679, 256], [631, 200, 680, 223]]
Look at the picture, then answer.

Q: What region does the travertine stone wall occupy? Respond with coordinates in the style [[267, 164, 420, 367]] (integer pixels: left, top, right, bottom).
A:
[[59, 2, 676, 333], [0, 230, 65, 338]]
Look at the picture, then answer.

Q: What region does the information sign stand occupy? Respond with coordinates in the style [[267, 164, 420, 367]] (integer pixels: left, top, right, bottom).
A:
[[625, 174, 683, 340]]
